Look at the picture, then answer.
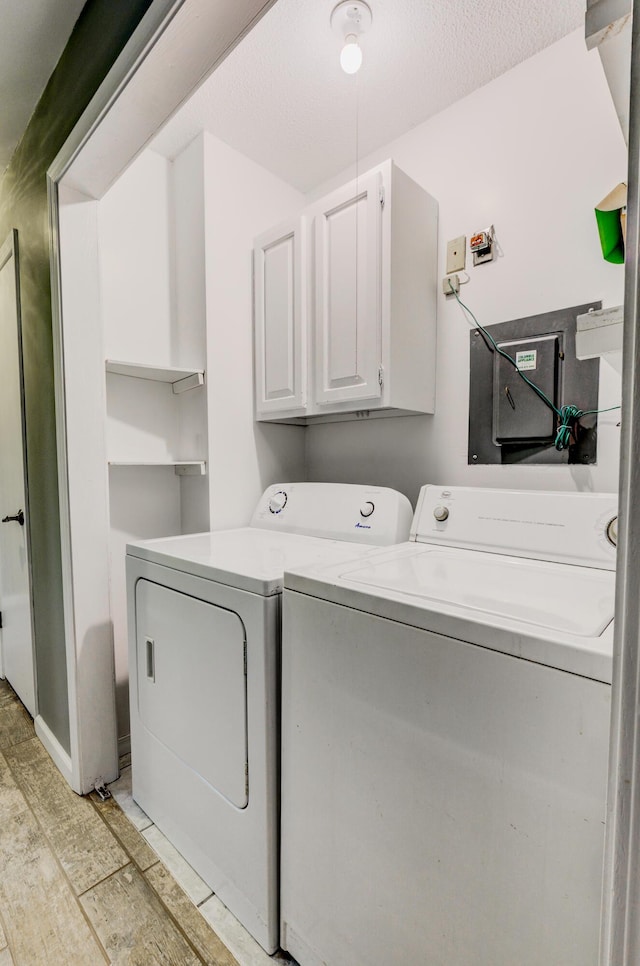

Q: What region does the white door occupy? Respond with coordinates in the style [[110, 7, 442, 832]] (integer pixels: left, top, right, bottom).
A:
[[254, 217, 307, 417], [0, 230, 36, 715], [314, 168, 383, 407]]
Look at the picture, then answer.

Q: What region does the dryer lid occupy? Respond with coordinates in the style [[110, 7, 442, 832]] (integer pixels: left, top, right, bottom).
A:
[[127, 528, 383, 596], [339, 547, 615, 637]]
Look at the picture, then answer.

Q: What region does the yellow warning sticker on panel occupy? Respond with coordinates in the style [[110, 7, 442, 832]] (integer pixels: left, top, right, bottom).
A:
[[515, 350, 537, 371]]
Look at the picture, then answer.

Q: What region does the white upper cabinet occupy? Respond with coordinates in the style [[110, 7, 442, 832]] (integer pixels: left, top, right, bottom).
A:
[[254, 217, 306, 417], [254, 160, 438, 423]]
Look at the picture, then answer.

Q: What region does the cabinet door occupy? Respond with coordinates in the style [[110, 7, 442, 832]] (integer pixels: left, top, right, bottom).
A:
[[314, 169, 383, 407], [254, 218, 306, 417]]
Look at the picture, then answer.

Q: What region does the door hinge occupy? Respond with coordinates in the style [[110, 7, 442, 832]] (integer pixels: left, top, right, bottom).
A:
[[378, 365, 384, 388], [379, 186, 385, 208]]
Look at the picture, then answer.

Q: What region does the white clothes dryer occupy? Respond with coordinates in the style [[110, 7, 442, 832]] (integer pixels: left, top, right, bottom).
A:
[[126, 482, 412, 954], [280, 485, 617, 966]]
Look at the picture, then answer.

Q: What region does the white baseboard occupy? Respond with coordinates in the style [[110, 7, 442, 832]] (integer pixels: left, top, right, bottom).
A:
[[35, 714, 75, 790]]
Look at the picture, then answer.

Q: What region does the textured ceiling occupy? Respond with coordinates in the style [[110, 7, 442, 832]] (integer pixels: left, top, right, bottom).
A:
[[0, 0, 86, 172], [151, 0, 587, 192]]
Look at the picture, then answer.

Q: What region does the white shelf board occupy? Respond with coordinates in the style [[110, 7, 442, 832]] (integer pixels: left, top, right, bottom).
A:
[[105, 360, 205, 393], [108, 460, 206, 476]]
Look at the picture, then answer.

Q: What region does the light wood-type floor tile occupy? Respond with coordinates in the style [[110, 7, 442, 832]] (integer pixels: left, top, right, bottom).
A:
[[80, 862, 202, 965], [145, 864, 239, 966], [91, 792, 159, 872], [5, 737, 128, 895], [0, 684, 34, 751], [0, 806, 107, 965], [0, 753, 28, 825]]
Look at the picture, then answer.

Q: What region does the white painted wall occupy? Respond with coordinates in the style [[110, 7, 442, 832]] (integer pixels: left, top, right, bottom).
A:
[[200, 132, 306, 530], [305, 30, 627, 506]]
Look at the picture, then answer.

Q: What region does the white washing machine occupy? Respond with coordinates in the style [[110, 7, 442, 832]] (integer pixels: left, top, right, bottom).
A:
[[126, 482, 412, 954], [280, 485, 617, 966]]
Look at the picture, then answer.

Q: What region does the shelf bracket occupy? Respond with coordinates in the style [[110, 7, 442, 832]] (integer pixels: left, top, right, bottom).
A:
[[172, 371, 205, 394], [174, 462, 207, 476]]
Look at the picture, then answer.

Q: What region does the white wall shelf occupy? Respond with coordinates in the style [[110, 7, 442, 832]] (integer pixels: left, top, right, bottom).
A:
[[105, 359, 205, 393], [108, 460, 206, 475]]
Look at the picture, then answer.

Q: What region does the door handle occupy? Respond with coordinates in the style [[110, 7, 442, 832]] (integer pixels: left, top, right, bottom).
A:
[[2, 510, 24, 526]]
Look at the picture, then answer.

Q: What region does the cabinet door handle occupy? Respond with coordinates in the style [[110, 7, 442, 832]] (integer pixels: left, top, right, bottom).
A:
[[1, 510, 24, 526]]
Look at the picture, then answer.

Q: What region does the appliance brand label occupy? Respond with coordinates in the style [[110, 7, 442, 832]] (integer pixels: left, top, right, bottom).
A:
[[515, 349, 537, 371]]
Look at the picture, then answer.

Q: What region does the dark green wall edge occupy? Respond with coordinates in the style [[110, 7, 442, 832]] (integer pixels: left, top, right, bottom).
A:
[[0, 0, 154, 753]]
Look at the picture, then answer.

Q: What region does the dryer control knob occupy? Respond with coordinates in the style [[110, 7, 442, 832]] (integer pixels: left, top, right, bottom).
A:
[[268, 491, 288, 514], [433, 505, 449, 522], [606, 515, 618, 547], [360, 501, 375, 518]]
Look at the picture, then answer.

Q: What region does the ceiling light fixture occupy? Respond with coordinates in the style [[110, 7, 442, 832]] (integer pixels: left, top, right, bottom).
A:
[[330, 1, 372, 76]]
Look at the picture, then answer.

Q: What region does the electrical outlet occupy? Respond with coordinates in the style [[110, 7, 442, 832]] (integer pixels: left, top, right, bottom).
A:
[[446, 235, 466, 275]]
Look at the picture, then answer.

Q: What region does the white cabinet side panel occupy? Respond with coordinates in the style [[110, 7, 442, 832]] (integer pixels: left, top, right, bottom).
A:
[[99, 151, 176, 365], [58, 185, 118, 790]]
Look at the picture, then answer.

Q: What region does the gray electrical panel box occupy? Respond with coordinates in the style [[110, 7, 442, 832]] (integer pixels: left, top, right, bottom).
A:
[[468, 301, 601, 466], [493, 335, 560, 444]]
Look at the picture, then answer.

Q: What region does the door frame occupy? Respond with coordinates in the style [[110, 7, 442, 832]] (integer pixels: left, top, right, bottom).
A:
[[600, 3, 640, 962], [47, 0, 640, 959], [0, 229, 37, 713]]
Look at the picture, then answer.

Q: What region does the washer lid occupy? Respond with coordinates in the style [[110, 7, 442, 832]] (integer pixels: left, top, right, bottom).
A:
[[339, 547, 615, 637], [127, 528, 380, 596]]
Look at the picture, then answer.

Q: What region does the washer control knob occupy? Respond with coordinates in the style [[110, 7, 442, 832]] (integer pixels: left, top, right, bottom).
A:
[[268, 490, 288, 514], [606, 516, 618, 547], [433, 505, 449, 522], [360, 501, 375, 518]]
